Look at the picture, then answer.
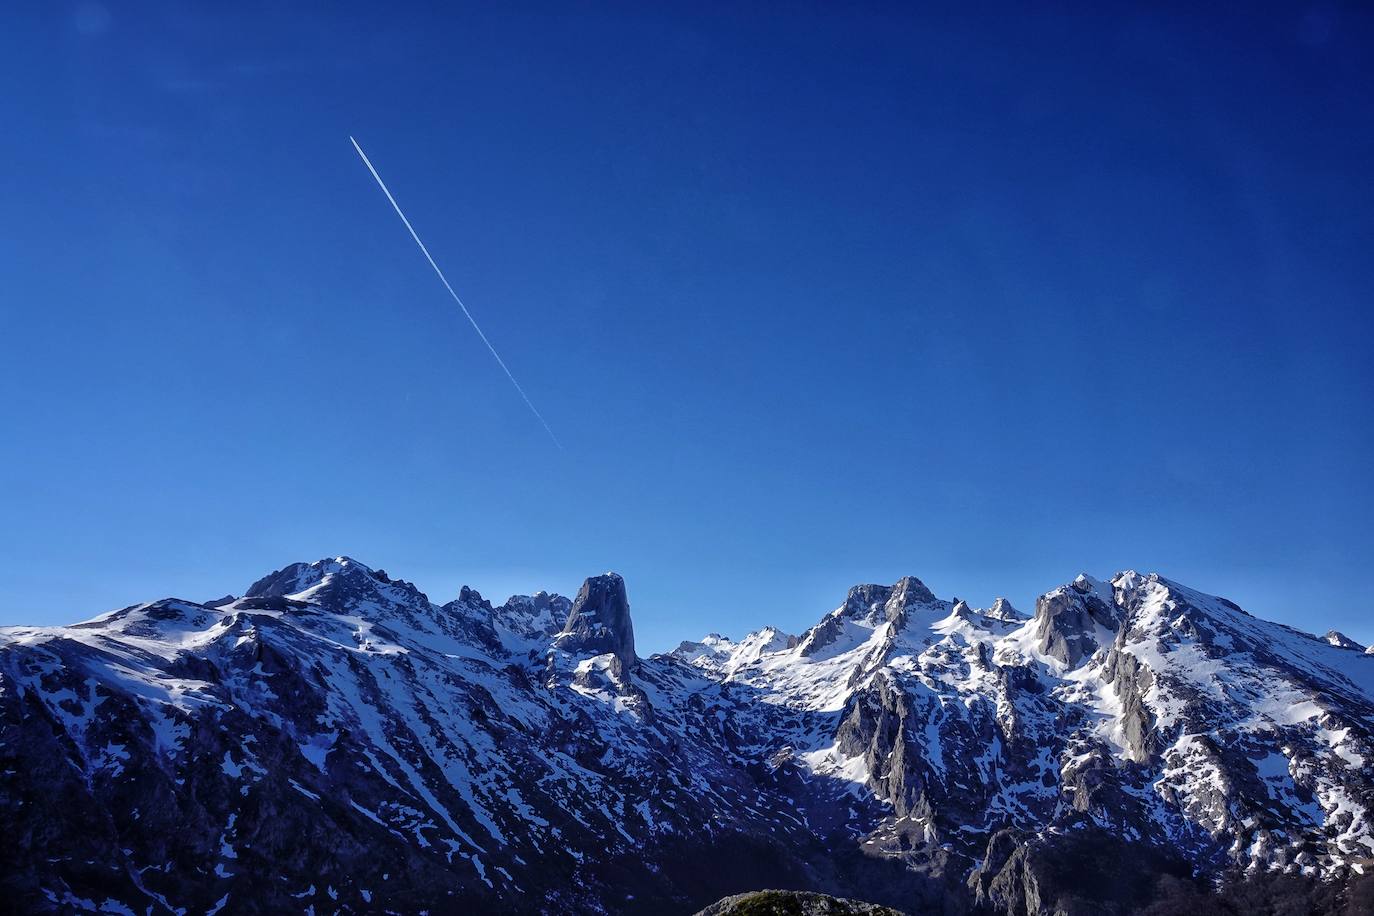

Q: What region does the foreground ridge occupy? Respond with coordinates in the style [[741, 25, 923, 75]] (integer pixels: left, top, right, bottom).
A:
[[694, 888, 905, 915], [2, 557, 1372, 914]]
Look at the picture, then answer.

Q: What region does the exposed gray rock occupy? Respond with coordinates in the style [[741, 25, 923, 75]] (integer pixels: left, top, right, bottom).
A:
[[798, 577, 935, 657], [1032, 575, 1121, 666], [968, 827, 1192, 916], [552, 572, 636, 670], [1101, 647, 1158, 762], [694, 889, 906, 915], [836, 674, 921, 816]]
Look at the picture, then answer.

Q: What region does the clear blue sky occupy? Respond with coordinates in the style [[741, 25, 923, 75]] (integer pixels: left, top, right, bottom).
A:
[[2, 4, 1372, 652]]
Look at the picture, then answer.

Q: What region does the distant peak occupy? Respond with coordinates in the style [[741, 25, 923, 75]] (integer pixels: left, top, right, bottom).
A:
[[840, 576, 937, 623], [988, 597, 1025, 621], [479, 591, 571, 646], [893, 576, 938, 606], [1325, 630, 1363, 651], [454, 585, 492, 611], [246, 557, 373, 598], [1070, 573, 1116, 604], [796, 575, 938, 657], [242, 556, 430, 621]]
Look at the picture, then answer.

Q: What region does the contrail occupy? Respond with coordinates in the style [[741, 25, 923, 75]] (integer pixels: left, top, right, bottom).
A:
[[349, 136, 563, 450]]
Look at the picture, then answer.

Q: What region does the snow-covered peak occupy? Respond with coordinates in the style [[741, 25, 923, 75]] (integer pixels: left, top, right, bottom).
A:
[[1326, 630, 1364, 651], [838, 576, 938, 625], [243, 556, 433, 619], [669, 633, 736, 666], [987, 596, 1025, 622], [1072, 572, 1116, 604], [488, 591, 572, 654], [671, 627, 796, 677], [793, 576, 944, 659], [244, 556, 375, 598]]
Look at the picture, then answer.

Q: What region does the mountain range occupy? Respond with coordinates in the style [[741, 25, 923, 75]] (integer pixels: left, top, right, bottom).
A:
[[3, 556, 1372, 914]]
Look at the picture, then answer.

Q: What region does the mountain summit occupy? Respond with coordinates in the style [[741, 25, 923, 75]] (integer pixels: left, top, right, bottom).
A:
[[553, 572, 636, 671], [2, 559, 1372, 914]]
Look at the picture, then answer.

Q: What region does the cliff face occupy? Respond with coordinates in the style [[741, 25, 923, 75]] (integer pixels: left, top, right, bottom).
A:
[[552, 572, 637, 672]]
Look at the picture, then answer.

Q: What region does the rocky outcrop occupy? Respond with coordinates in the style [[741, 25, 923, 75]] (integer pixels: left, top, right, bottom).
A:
[[497, 590, 572, 643], [1100, 647, 1158, 762], [1032, 575, 1121, 666], [968, 827, 1193, 916], [836, 675, 922, 816], [798, 577, 936, 657], [552, 573, 636, 671], [694, 889, 905, 915]]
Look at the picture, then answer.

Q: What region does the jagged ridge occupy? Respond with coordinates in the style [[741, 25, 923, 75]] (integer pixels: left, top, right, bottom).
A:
[[1, 557, 1372, 915]]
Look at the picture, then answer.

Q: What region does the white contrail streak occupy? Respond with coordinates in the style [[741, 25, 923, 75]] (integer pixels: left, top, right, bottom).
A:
[[349, 136, 563, 450]]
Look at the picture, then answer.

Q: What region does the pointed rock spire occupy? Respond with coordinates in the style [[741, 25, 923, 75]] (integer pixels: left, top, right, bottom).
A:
[[553, 573, 636, 671]]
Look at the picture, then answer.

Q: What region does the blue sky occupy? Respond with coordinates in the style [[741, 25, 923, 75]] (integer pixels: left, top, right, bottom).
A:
[[2, 4, 1372, 652]]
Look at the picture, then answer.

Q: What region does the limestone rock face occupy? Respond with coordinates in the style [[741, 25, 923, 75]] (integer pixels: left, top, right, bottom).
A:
[[1031, 574, 1122, 666], [798, 576, 938, 657], [552, 572, 636, 671]]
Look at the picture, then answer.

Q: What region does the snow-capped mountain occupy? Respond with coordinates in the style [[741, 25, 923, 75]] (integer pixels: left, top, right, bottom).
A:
[[2, 557, 1372, 914]]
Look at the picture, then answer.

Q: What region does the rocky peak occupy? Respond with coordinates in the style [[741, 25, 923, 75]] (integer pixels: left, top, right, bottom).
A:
[[552, 573, 636, 671], [244, 557, 360, 598], [1109, 571, 1249, 647], [987, 597, 1025, 622], [245, 556, 404, 601], [841, 584, 894, 622], [1325, 630, 1363, 651], [491, 591, 572, 647], [798, 576, 939, 657], [1033, 574, 1123, 666], [840, 576, 937, 625], [499, 590, 570, 621], [454, 585, 493, 612], [244, 556, 432, 624], [891, 575, 938, 606]]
